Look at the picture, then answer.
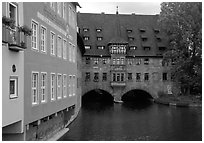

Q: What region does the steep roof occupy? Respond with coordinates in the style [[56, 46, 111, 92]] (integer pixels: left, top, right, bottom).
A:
[[77, 12, 168, 57]]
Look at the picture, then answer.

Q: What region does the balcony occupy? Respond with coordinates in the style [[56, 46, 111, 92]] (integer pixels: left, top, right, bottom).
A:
[[111, 81, 126, 87], [2, 24, 27, 52]]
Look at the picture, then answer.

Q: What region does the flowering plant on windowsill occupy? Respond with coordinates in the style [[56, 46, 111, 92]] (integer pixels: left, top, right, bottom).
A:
[[2, 16, 15, 29], [19, 25, 32, 36]]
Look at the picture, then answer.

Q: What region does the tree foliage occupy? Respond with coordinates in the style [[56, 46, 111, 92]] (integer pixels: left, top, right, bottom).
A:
[[158, 2, 202, 95]]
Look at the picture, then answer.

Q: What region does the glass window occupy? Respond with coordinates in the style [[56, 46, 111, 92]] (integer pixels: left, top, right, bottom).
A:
[[10, 76, 18, 99], [63, 39, 67, 59], [57, 36, 62, 58], [63, 74, 67, 98], [62, 2, 66, 20], [121, 57, 125, 64], [9, 3, 17, 27], [57, 74, 62, 99], [84, 36, 89, 40], [69, 42, 72, 62], [50, 73, 55, 101], [144, 73, 149, 81], [50, 2, 55, 11], [136, 73, 141, 81], [93, 72, 99, 82], [112, 73, 116, 82], [144, 58, 149, 65], [117, 58, 120, 64], [50, 32, 55, 55], [57, 2, 61, 16], [31, 21, 38, 50], [40, 26, 46, 53], [85, 72, 90, 81], [68, 75, 72, 96], [97, 37, 103, 41], [41, 73, 47, 103], [96, 29, 102, 32], [128, 73, 132, 81], [85, 45, 91, 49], [94, 58, 99, 64], [121, 73, 125, 82], [32, 72, 38, 104]]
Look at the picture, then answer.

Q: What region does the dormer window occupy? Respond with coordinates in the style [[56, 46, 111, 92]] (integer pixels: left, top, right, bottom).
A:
[[144, 46, 151, 51], [97, 46, 105, 50], [96, 29, 102, 32], [157, 37, 161, 42], [84, 36, 89, 40], [140, 28, 146, 33], [83, 28, 89, 32], [144, 58, 149, 65], [127, 29, 132, 33], [154, 29, 160, 34], [128, 37, 134, 41], [85, 45, 91, 49], [97, 37, 103, 41], [130, 46, 137, 50]]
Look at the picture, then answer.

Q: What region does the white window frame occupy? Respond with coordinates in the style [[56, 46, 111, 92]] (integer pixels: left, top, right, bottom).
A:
[[41, 72, 47, 103], [73, 75, 75, 96], [57, 35, 62, 58], [63, 74, 67, 98], [31, 20, 39, 51], [57, 2, 61, 16], [8, 3, 18, 27], [69, 42, 72, 62], [40, 25, 47, 53], [85, 45, 91, 49], [72, 44, 75, 63], [50, 73, 56, 101], [32, 72, 39, 105], [68, 75, 72, 97], [50, 2, 55, 11], [63, 39, 67, 60], [9, 76, 18, 99], [50, 31, 55, 56], [57, 73, 62, 99]]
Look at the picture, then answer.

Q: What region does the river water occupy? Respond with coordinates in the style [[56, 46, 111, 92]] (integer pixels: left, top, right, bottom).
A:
[[59, 100, 202, 141]]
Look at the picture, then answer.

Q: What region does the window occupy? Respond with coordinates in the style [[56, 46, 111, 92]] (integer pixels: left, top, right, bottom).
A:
[[113, 58, 116, 65], [31, 20, 38, 50], [97, 37, 103, 41], [94, 58, 99, 64], [154, 29, 160, 34], [93, 73, 99, 82], [86, 57, 90, 64], [85, 45, 91, 49], [85, 72, 90, 81], [130, 46, 137, 50], [73, 75, 76, 96], [9, 3, 17, 27], [136, 58, 141, 65], [128, 37, 134, 41], [116, 73, 120, 81], [63, 39, 67, 59], [116, 58, 120, 65], [40, 26, 46, 53], [57, 36, 62, 58], [97, 46, 105, 49], [41, 72, 47, 103], [50, 73, 56, 101], [159, 46, 166, 51], [140, 29, 146, 32], [83, 28, 89, 32], [96, 29, 102, 32], [10, 76, 18, 99], [121, 73, 125, 82], [69, 42, 72, 61], [68, 75, 72, 96], [102, 73, 107, 81], [72, 45, 76, 63], [50, 2, 55, 11], [102, 58, 107, 64], [144, 58, 149, 65], [121, 57, 125, 64], [50, 32, 55, 55], [127, 29, 132, 33], [142, 37, 148, 41], [157, 37, 161, 42], [128, 73, 132, 81], [63, 74, 67, 98], [62, 2, 66, 20], [32, 72, 39, 105], [163, 73, 168, 81], [84, 36, 89, 40], [57, 2, 61, 16], [128, 59, 133, 65], [112, 73, 116, 82], [57, 74, 62, 99], [144, 73, 149, 81], [136, 73, 141, 81]]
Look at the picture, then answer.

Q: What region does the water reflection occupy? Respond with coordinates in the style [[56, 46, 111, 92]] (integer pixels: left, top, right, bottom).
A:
[[59, 99, 202, 141]]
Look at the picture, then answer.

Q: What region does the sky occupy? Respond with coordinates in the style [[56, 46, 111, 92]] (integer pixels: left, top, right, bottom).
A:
[[77, 2, 162, 15]]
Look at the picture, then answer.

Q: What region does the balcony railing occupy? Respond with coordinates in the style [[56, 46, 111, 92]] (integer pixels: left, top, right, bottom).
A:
[[2, 24, 27, 51]]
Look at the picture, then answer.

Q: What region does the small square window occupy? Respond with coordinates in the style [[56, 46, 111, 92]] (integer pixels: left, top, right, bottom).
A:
[[127, 29, 132, 33], [96, 29, 102, 32], [128, 37, 134, 41], [84, 36, 89, 40], [83, 28, 89, 32], [97, 37, 103, 41], [10, 76, 18, 99], [85, 45, 91, 49]]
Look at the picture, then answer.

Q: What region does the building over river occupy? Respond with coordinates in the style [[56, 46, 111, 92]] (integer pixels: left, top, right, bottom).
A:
[[78, 11, 175, 102]]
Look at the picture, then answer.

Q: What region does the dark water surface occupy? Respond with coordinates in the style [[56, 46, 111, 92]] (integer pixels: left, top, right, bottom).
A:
[[59, 100, 202, 141]]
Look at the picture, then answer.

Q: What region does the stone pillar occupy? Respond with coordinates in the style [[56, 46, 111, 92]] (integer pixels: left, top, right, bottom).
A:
[[112, 87, 124, 103]]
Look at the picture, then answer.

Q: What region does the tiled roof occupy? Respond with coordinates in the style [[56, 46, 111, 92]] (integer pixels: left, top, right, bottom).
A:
[[77, 12, 168, 57]]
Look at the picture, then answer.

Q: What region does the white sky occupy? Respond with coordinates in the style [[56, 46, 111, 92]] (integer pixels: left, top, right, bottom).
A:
[[77, 2, 162, 15]]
